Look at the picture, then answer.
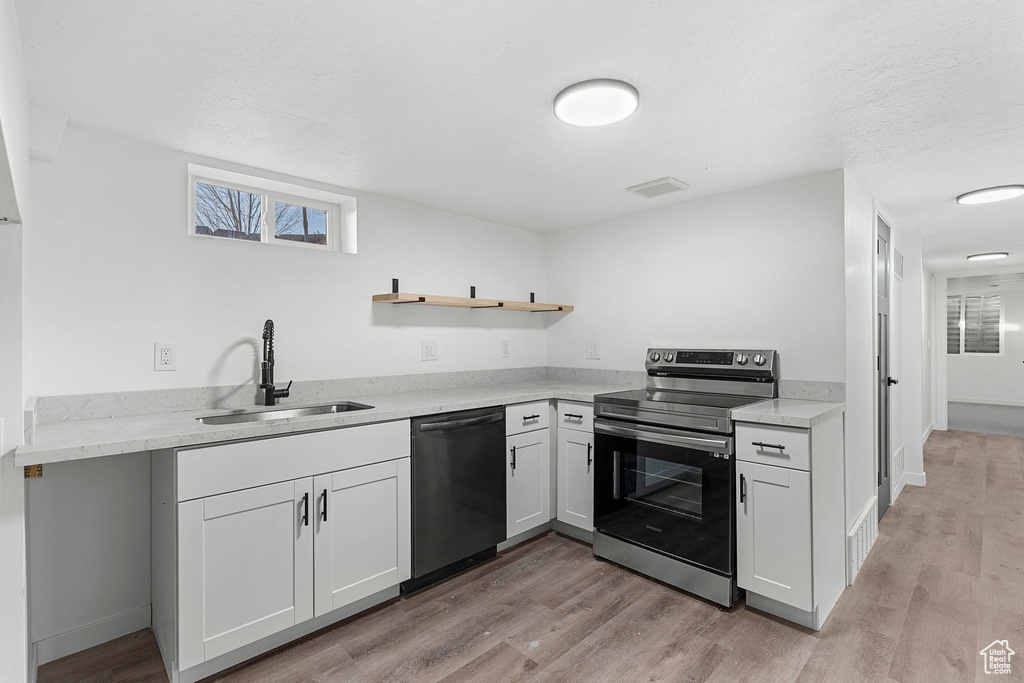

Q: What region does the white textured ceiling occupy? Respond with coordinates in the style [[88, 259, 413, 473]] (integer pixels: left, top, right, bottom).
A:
[[15, 0, 1024, 265]]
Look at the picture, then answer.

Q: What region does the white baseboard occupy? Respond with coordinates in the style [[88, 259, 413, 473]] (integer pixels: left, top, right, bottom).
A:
[[892, 472, 908, 502], [922, 422, 935, 443], [904, 472, 927, 487], [948, 397, 1024, 408], [35, 605, 151, 666]]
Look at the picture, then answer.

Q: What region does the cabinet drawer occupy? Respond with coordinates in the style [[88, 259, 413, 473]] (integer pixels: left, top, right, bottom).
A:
[[506, 401, 550, 436], [735, 423, 811, 471], [555, 401, 593, 433]]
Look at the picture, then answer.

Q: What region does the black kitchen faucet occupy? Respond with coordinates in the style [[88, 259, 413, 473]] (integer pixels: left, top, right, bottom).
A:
[[259, 319, 292, 406]]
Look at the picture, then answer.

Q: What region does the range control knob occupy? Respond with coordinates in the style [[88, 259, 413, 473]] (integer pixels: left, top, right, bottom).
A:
[[664, 352, 675, 363], [753, 354, 767, 366], [735, 353, 748, 365], [649, 352, 661, 362]]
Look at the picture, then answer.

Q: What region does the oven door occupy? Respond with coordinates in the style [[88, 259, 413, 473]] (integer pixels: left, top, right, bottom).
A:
[[593, 419, 734, 576]]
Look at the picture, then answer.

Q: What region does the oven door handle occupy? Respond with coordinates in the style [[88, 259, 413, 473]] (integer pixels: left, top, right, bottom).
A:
[[594, 418, 732, 453]]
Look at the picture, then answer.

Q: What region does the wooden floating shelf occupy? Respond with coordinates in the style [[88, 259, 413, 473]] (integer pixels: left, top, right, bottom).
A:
[[372, 292, 573, 313]]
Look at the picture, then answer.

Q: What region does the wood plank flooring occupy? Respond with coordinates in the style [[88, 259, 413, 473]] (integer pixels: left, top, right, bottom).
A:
[[38, 430, 1024, 682]]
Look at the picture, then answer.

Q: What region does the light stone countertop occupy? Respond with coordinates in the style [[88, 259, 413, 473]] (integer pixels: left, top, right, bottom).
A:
[[731, 398, 846, 429], [15, 380, 623, 466]]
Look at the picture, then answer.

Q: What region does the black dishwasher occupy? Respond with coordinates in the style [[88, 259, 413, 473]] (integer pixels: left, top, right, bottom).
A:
[[401, 406, 507, 594]]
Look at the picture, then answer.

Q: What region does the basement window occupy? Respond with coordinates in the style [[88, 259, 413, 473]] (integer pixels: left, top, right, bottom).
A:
[[188, 164, 357, 253], [947, 294, 1002, 355]]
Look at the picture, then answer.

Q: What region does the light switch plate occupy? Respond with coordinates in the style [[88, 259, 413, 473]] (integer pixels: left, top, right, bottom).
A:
[[154, 343, 177, 371], [501, 340, 511, 358], [586, 342, 601, 360], [421, 341, 439, 361]]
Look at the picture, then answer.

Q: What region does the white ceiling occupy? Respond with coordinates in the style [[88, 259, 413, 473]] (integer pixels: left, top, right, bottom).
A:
[[15, 0, 1024, 264]]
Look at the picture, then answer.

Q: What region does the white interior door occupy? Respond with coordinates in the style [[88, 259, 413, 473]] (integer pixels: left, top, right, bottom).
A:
[[313, 459, 410, 617], [507, 430, 550, 536], [556, 429, 593, 530], [178, 478, 313, 670]]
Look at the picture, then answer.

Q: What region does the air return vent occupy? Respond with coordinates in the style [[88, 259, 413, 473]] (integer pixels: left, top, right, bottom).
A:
[[894, 445, 905, 486], [626, 177, 690, 198], [893, 248, 905, 281], [847, 497, 878, 584]]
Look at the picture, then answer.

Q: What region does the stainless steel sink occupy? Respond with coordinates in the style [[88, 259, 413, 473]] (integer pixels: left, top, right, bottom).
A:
[[196, 402, 374, 425]]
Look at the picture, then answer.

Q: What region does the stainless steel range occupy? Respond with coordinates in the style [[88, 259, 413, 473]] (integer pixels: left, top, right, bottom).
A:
[[592, 348, 777, 607]]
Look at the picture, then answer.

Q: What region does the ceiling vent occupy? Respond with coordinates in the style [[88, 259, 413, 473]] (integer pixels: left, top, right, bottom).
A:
[[626, 177, 689, 199]]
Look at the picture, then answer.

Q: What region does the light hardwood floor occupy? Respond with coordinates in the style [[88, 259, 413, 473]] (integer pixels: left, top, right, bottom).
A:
[[38, 430, 1024, 682]]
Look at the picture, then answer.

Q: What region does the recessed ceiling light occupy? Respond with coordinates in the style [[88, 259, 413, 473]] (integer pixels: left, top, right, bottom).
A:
[[966, 252, 1009, 261], [956, 185, 1024, 204], [553, 79, 639, 127]]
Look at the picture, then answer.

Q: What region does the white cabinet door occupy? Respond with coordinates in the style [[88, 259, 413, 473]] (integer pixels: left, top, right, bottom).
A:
[[178, 478, 313, 669], [736, 461, 812, 611], [556, 429, 593, 530], [313, 459, 411, 617], [507, 429, 551, 537]]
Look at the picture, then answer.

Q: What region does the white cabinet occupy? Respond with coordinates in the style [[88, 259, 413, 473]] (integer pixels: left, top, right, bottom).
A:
[[734, 416, 845, 630], [179, 479, 314, 669], [153, 420, 411, 683], [313, 459, 411, 617], [735, 461, 812, 611], [555, 400, 594, 532], [507, 429, 551, 536], [506, 401, 551, 538]]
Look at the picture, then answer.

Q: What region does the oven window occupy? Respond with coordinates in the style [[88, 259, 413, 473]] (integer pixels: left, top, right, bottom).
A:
[[623, 456, 702, 520]]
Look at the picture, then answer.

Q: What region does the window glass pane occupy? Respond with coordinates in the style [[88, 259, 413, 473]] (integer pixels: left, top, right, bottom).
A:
[[946, 296, 961, 354], [194, 182, 262, 240], [964, 294, 1000, 354], [275, 202, 328, 245]]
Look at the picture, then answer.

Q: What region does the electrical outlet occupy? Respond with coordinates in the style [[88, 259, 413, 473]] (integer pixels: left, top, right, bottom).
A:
[[421, 340, 439, 361], [501, 340, 511, 358], [586, 342, 601, 360], [154, 343, 176, 371]]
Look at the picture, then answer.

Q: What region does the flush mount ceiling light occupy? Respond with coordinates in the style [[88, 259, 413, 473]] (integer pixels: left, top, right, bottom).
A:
[[553, 79, 639, 127], [956, 185, 1024, 205], [966, 252, 1009, 261]]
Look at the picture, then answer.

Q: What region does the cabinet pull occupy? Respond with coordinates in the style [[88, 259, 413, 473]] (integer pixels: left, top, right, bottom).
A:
[[564, 413, 583, 420], [511, 445, 517, 471], [587, 443, 593, 470], [320, 489, 328, 522], [301, 492, 309, 527], [752, 441, 786, 451], [740, 474, 747, 503], [523, 414, 540, 421]]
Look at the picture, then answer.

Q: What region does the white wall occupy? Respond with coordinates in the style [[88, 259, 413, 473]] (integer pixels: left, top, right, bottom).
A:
[[23, 125, 552, 654], [546, 171, 847, 381], [842, 171, 877, 530], [894, 224, 925, 491], [26, 126, 550, 397], [947, 284, 1024, 406], [922, 269, 934, 437], [0, 0, 30, 680]]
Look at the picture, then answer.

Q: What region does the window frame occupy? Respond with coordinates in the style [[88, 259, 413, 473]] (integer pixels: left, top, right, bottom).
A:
[[188, 164, 357, 254], [946, 292, 1005, 356]]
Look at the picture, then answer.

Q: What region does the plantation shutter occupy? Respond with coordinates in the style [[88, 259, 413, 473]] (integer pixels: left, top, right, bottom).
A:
[[946, 296, 961, 354], [963, 295, 1000, 354]]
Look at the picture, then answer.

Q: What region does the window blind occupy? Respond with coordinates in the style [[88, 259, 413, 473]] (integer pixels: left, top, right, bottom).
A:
[[946, 296, 961, 355], [963, 295, 1000, 354]]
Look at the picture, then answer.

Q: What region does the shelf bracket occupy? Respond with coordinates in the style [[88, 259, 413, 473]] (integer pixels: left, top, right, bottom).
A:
[[392, 278, 399, 294], [471, 302, 504, 309]]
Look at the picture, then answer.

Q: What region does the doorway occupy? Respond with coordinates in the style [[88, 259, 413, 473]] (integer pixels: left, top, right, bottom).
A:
[[877, 216, 893, 518]]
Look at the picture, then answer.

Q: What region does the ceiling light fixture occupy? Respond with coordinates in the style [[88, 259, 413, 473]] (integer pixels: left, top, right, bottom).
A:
[[553, 79, 639, 127], [956, 185, 1024, 205], [966, 252, 1009, 261]]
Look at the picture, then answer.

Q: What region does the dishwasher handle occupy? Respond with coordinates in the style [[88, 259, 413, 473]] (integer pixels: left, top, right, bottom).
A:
[[418, 412, 504, 432]]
